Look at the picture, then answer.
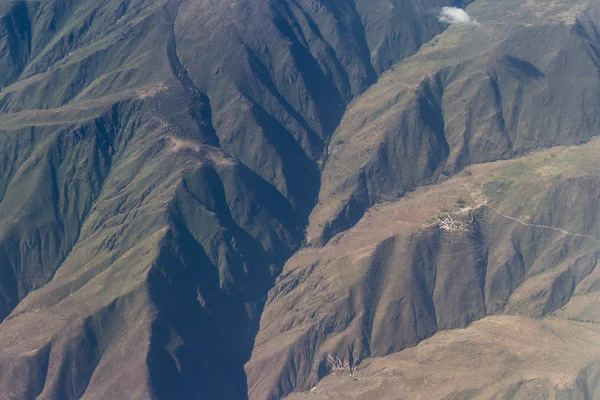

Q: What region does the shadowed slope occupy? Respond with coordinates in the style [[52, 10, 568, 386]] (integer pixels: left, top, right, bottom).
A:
[[308, 0, 600, 245], [0, 0, 458, 398], [247, 137, 600, 400], [247, 0, 600, 397]]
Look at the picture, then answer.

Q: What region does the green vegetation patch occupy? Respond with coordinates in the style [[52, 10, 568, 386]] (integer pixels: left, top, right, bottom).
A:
[[483, 178, 515, 201]]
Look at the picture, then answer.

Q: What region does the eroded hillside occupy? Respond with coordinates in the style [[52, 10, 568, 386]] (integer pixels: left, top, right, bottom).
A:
[[248, 138, 600, 399], [246, 0, 600, 398], [0, 0, 459, 398], [0, 0, 598, 399]]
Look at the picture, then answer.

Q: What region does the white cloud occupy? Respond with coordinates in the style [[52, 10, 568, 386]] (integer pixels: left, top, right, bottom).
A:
[[438, 7, 480, 26]]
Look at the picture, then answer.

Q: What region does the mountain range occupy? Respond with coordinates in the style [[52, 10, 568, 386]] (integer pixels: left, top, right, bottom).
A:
[[0, 0, 599, 398]]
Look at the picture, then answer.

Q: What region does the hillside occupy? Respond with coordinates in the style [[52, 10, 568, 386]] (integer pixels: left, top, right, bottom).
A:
[[287, 315, 600, 399], [0, 0, 456, 398], [248, 138, 600, 399], [0, 0, 599, 399], [247, 0, 600, 398]]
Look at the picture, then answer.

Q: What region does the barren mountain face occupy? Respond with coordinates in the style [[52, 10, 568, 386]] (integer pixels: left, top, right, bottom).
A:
[[0, 0, 598, 399]]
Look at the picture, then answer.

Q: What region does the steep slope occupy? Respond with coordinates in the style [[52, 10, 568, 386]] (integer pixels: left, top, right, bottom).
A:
[[247, 138, 600, 399], [287, 316, 600, 400], [0, 0, 458, 398], [246, 0, 600, 398], [2, 0, 600, 398], [173, 0, 459, 217], [308, 0, 600, 245]]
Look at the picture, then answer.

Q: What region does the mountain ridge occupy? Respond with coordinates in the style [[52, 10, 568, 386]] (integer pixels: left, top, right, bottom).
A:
[[0, 0, 599, 399], [0, 0, 462, 398]]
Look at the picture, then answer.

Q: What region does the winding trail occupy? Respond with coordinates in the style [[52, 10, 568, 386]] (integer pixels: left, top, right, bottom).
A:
[[483, 205, 600, 244]]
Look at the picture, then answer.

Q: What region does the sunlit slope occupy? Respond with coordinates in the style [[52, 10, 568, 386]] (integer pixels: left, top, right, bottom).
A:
[[247, 0, 600, 397], [287, 316, 600, 400], [308, 0, 600, 245], [0, 0, 457, 398], [248, 136, 600, 400]]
